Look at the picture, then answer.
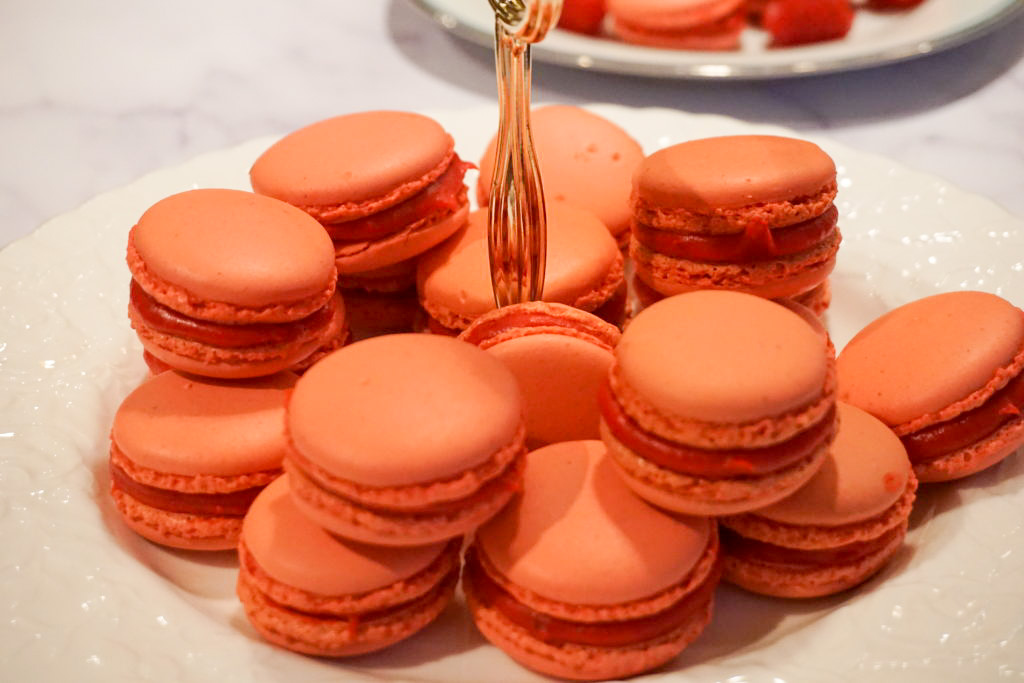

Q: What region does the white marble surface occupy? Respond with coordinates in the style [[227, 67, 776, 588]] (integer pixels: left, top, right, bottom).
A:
[[1, 1, 1022, 253]]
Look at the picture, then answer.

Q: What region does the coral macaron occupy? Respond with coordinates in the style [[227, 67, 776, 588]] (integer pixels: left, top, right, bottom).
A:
[[249, 111, 471, 276], [476, 105, 645, 247], [237, 476, 460, 656], [284, 334, 527, 546], [417, 204, 625, 335], [109, 370, 295, 550], [607, 0, 748, 50], [600, 290, 837, 516], [459, 302, 621, 448], [838, 291, 1024, 482], [720, 402, 918, 598], [127, 188, 346, 379], [630, 135, 841, 309], [464, 440, 721, 681]]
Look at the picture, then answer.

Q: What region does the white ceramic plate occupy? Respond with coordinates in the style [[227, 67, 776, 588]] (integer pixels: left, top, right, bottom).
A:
[[2, 104, 1023, 682], [411, 0, 1023, 78]]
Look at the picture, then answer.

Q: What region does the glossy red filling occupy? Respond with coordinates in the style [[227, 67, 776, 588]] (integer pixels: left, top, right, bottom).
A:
[[599, 380, 834, 478], [325, 156, 472, 243], [110, 461, 274, 516], [129, 280, 336, 348], [902, 369, 1024, 463], [634, 205, 838, 264], [721, 524, 902, 569], [465, 546, 720, 647]]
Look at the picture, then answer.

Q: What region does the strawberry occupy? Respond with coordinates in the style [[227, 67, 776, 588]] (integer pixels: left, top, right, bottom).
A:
[[557, 0, 607, 36], [762, 0, 855, 46]]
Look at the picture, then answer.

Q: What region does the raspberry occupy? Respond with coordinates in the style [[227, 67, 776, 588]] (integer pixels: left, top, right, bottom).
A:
[[762, 0, 855, 46], [557, 0, 607, 36]]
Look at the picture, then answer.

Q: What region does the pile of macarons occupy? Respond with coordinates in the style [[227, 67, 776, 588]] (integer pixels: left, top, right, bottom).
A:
[[106, 105, 1024, 681]]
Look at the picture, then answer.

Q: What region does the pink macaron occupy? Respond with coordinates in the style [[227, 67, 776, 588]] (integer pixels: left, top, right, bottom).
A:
[[417, 204, 626, 335], [459, 301, 622, 448], [838, 291, 1024, 482], [126, 188, 347, 378], [476, 105, 645, 247], [109, 370, 295, 550], [249, 111, 471, 277], [284, 334, 527, 546], [237, 475, 460, 656], [720, 402, 918, 598], [607, 0, 748, 50], [601, 290, 837, 516], [464, 440, 721, 681]]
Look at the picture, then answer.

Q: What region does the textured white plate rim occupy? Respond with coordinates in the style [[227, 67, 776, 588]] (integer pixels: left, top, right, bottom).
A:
[[409, 0, 1024, 79], [1, 104, 1022, 683]]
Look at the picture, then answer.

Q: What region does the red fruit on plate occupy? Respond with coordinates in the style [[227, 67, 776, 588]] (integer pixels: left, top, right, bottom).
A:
[[558, 0, 607, 35], [762, 0, 855, 47]]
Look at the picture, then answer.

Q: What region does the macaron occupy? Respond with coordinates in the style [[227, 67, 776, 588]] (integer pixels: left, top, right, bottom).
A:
[[237, 476, 460, 656], [837, 291, 1024, 483], [720, 402, 918, 598], [109, 370, 296, 550], [126, 188, 347, 379], [600, 290, 838, 516], [607, 0, 748, 50], [629, 135, 841, 310], [284, 334, 527, 546], [463, 440, 721, 681], [476, 105, 645, 247], [459, 301, 621, 448], [417, 204, 626, 335], [249, 110, 471, 277]]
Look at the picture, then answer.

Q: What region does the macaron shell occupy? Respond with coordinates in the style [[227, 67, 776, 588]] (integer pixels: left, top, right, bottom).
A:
[[616, 291, 828, 424], [334, 202, 468, 274], [837, 291, 1024, 429], [110, 488, 241, 551], [912, 418, 1024, 483], [417, 205, 620, 323], [130, 189, 335, 309], [112, 370, 296, 476], [478, 440, 712, 605], [607, 0, 745, 28], [756, 403, 912, 527], [476, 105, 644, 238], [287, 334, 522, 487], [487, 333, 614, 445], [635, 135, 836, 212], [250, 111, 453, 210], [241, 477, 446, 596]]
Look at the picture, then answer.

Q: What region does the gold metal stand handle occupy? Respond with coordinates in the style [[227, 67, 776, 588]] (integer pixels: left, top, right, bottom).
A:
[[487, 0, 562, 308]]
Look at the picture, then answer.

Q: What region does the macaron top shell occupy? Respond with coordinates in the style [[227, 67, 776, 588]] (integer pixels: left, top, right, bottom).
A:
[[757, 403, 911, 527], [617, 291, 829, 424], [635, 135, 836, 211], [418, 204, 619, 319], [478, 440, 712, 605], [250, 111, 453, 210], [608, 0, 745, 27], [288, 334, 522, 487], [131, 188, 335, 308], [477, 105, 644, 237], [837, 291, 1024, 427], [112, 370, 296, 476], [243, 476, 447, 596]]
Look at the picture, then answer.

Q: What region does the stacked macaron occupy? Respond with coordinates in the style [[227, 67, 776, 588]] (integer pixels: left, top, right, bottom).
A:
[[606, 0, 749, 50], [629, 135, 841, 317], [418, 203, 626, 335], [127, 188, 348, 378], [600, 290, 838, 516], [250, 111, 472, 339], [235, 333, 528, 656]]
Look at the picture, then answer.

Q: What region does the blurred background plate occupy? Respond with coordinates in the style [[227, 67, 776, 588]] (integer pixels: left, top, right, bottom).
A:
[[411, 0, 1024, 78]]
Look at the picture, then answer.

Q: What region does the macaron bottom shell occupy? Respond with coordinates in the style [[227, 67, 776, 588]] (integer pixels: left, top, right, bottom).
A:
[[110, 486, 243, 551], [912, 418, 1024, 483]]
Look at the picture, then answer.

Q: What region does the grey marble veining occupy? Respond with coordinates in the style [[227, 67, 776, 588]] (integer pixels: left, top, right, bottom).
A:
[[1, 1, 1021, 250]]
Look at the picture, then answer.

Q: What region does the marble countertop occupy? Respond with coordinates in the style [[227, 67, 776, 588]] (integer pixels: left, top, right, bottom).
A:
[[1, 1, 1022, 253]]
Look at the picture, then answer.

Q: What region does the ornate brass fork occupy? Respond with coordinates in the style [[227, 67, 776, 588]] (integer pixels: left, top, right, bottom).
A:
[[486, 0, 562, 307]]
